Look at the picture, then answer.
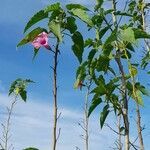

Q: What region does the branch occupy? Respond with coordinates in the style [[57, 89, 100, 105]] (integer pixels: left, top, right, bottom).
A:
[[57, 112, 62, 121], [105, 123, 125, 136], [78, 122, 86, 132], [56, 128, 61, 142], [129, 141, 138, 150], [0, 96, 17, 150]]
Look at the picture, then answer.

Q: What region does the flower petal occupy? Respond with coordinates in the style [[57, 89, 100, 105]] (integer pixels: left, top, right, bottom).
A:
[[32, 41, 41, 49], [31, 32, 50, 50]]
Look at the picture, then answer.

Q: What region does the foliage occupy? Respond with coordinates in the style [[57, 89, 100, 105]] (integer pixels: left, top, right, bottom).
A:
[[17, 0, 150, 149], [9, 78, 34, 101], [23, 148, 39, 150], [17, 28, 47, 47], [24, 10, 48, 33]]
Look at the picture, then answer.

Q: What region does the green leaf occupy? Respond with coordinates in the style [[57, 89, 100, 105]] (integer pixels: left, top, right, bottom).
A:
[[135, 90, 144, 106], [106, 82, 118, 96], [128, 1, 136, 13], [103, 29, 117, 55], [24, 10, 48, 33], [76, 62, 87, 78], [108, 94, 120, 113], [91, 76, 106, 96], [140, 87, 150, 96], [65, 17, 77, 34], [23, 148, 39, 150], [114, 11, 133, 17], [48, 10, 63, 22], [126, 43, 135, 52], [100, 105, 109, 128], [126, 81, 133, 92], [88, 49, 96, 63], [84, 38, 93, 47], [141, 52, 150, 69], [89, 59, 97, 76], [96, 0, 104, 6], [91, 15, 103, 27], [95, 0, 104, 10], [17, 27, 47, 47], [20, 90, 27, 102], [72, 31, 84, 63], [120, 27, 135, 43], [9, 78, 34, 102], [74, 78, 80, 89], [70, 9, 93, 27], [99, 25, 112, 39], [88, 96, 102, 117], [25, 79, 35, 83], [135, 83, 150, 96], [32, 48, 39, 60], [66, 4, 89, 11], [74, 63, 87, 89], [130, 66, 138, 77], [97, 75, 105, 85], [96, 55, 110, 72], [133, 28, 150, 39], [91, 86, 106, 96], [110, 77, 120, 84], [127, 82, 145, 106], [9, 78, 21, 95], [44, 3, 61, 12], [49, 20, 62, 42]]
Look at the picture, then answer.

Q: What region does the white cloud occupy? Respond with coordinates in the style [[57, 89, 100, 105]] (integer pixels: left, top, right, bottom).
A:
[[1, 94, 150, 149], [0, 93, 117, 150]]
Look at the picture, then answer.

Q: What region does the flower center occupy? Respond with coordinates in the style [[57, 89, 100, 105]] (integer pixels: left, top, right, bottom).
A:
[[40, 39, 46, 45]]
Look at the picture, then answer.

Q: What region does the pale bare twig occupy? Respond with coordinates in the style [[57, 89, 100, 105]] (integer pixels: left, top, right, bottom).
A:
[[0, 96, 17, 150]]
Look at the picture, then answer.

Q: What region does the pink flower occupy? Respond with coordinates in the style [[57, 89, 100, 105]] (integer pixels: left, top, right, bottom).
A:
[[32, 32, 51, 50]]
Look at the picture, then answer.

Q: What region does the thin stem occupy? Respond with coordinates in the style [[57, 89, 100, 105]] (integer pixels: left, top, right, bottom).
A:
[[141, 0, 146, 31], [5, 98, 17, 150], [112, 0, 117, 28], [0, 96, 17, 150], [133, 1, 146, 149], [136, 103, 144, 150], [115, 55, 129, 150], [84, 82, 91, 150], [112, 0, 130, 149], [126, 47, 144, 150], [105, 123, 124, 136], [118, 115, 122, 150], [141, 0, 150, 51], [52, 39, 60, 150]]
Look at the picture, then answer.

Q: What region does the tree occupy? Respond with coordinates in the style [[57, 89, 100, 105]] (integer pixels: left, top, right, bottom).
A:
[[17, 0, 150, 149], [0, 79, 33, 150]]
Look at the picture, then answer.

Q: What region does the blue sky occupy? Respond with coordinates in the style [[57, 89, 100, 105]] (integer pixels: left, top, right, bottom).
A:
[[0, 0, 150, 150]]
